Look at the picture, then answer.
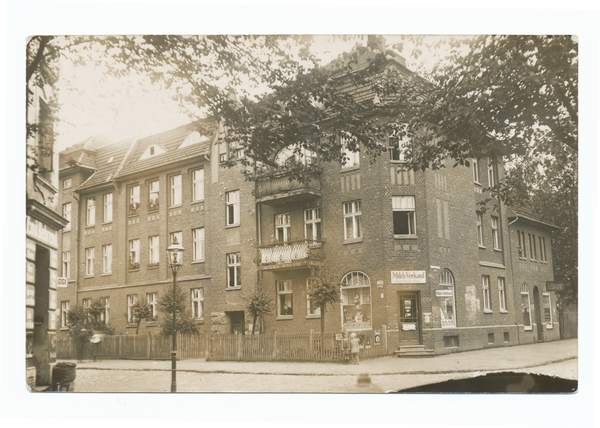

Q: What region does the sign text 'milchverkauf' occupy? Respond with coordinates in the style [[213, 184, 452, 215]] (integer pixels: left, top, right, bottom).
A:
[[391, 271, 426, 284]]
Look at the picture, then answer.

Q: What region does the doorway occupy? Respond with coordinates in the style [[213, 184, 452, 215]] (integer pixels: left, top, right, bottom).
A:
[[398, 292, 421, 345], [227, 311, 245, 334], [533, 286, 544, 341]]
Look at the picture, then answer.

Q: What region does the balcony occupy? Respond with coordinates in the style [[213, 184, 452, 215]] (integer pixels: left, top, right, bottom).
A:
[[258, 239, 324, 271], [255, 170, 321, 205]]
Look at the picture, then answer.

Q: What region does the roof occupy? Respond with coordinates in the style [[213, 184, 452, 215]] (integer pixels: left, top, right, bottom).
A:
[[507, 205, 559, 230], [77, 137, 135, 191]]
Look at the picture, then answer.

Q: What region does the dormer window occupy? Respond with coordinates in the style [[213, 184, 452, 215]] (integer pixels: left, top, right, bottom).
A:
[[179, 131, 210, 149], [140, 144, 166, 160]]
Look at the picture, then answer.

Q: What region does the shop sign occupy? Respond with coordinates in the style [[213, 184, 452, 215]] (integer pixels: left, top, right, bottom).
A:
[[436, 289, 453, 297], [545, 282, 563, 292], [26, 262, 35, 283], [374, 330, 381, 345], [377, 280, 384, 288], [26, 239, 36, 261], [26, 285, 35, 306], [26, 308, 34, 330], [401, 323, 417, 331], [391, 271, 426, 284]]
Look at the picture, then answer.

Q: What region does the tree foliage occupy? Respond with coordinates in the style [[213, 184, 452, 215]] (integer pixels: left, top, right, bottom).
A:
[[158, 284, 199, 337], [131, 300, 153, 335], [307, 266, 341, 342], [244, 281, 275, 334], [66, 299, 115, 339]]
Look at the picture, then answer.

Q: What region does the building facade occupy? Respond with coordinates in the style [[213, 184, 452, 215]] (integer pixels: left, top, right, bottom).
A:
[[57, 52, 560, 356]]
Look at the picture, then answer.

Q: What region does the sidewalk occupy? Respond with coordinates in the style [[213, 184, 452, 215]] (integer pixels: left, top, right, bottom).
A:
[[61, 338, 577, 377]]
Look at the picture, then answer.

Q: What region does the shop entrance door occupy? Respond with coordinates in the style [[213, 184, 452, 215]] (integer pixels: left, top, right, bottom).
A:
[[398, 292, 421, 345]]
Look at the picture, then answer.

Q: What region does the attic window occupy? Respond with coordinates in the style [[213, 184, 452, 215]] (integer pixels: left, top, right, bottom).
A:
[[107, 156, 114, 164], [180, 131, 209, 149], [140, 144, 166, 160]]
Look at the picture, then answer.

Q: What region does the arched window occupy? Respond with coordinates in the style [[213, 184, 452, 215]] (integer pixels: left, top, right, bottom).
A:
[[521, 283, 532, 330], [340, 271, 372, 330], [275, 145, 317, 167], [438, 269, 456, 328]]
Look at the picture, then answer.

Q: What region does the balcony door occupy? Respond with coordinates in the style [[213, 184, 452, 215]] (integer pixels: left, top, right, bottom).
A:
[[275, 213, 291, 243]]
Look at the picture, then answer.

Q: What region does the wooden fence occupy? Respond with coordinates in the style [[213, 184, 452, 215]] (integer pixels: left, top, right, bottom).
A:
[[57, 329, 388, 363]]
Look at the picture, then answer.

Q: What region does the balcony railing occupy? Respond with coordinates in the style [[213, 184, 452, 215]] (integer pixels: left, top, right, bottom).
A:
[[255, 170, 321, 202], [258, 239, 324, 267]]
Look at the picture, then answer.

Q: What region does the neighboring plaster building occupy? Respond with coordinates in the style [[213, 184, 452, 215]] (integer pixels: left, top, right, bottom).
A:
[[56, 51, 560, 356]]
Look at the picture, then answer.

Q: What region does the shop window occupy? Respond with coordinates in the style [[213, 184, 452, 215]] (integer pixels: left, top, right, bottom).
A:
[[275, 213, 291, 243], [444, 335, 459, 348], [102, 244, 112, 274], [148, 236, 159, 265], [340, 271, 371, 330], [277, 279, 293, 318], [306, 277, 321, 317], [127, 295, 137, 323], [482, 275, 492, 312], [191, 288, 204, 319], [100, 297, 110, 324], [170, 174, 182, 207], [438, 269, 456, 328], [62, 251, 70, 278], [85, 247, 94, 276], [227, 253, 241, 288], [543, 293, 553, 328], [86, 197, 95, 226], [60, 301, 69, 328], [192, 169, 204, 202], [148, 181, 159, 211], [476, 212, 484, 247], [226, 191, 240, 226], [491, 216, 500, 250], [498, 277, 507, 313], [392, 196, 416, 237], [193, 228, 205, 261], [472, 158, 480, 184], [103, 193, 113, 222], [343, 200, 362, 240], [521, 283, 532, 330], [129, 185, 140, 215], [304, 208, 322, 241], [129, 239, 140, 270], [147, 293, 158, 321], [62, 203, 71, 231]]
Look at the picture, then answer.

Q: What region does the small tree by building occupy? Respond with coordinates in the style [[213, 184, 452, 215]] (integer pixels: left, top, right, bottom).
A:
[[131, 300, 153, 335], [245, 281, 275, 335], [307, 266, 341, 347], [158, 286, 198, 337], [66, 300, 114, 360]]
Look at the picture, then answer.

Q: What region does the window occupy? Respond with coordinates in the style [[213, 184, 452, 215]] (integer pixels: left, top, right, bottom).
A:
[[517, 230, 523, 258], [170, 231, 182, 246], [392, 196, 416, 237], [521, 283, 532, 329], [277, 280, 293, 317], [528, 233, 534, 261], [488, 333, 495, 344], [129, 185, 140, 215], [192, 169, 204, 202], [85, 247, 94, 276], [102, 244, 112, 274], [444, 336, 459, 348], [306, 278, 321, 317], [100, 297, 110, 324], [498, 277, 507, 312], [491, 216, 500, 250], [86, 197, 95, 226], [275, 145, 317, 167], [148, 236, 159, 264], [62, 203, 71, 231], [275, 213, 291, 243], [226, 190, 240, 226], [476, 212, 484, 247], [521, 231, 527, 259], [227, 253, 241, 288], [60, 301, 69, 328], [219, 153, 227, 163], [389, 126, 408, 162], [62, 252, 70, 278], [341, 135, 360, 168], [543, 293, 553, 328], [304, 208, 322, 241], [191, 288, 204, 319], [482, 275, 492, 312], [127, 295, 137, 323], [83, 298, 91, 309], [103, 193, 113, 222], [504, 332, 510, 343], [148, 181, 159, 211], [532, 234, 537, 261], [438, 269, 456, 327], [170, 174, 182, 206], [140, 144, 166, 159], [192, 228, 205, 261], [129, 239, 140, 270], [540, 236, 547, 262], [147, 293, 158, 321], [487, 158, 495, 187], [472, 158, 480, 183], [341, 271, 372, 330], [63, 178, 72, 189], [180, 131, 209, 149], [343, 200, 362, 240]]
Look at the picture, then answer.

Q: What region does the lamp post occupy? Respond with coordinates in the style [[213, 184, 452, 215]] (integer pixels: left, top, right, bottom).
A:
[[167, 237, 184, 393]]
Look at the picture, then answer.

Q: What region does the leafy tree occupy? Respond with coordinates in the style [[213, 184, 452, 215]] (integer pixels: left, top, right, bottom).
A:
[[244, 282, 275, 335], [158, 285, 198, 337], [66, 300, 114, 360], [307, 266, 341, 347], [131, 300, 153, 335]]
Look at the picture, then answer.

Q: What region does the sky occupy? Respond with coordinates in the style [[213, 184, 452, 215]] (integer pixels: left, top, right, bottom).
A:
[[53, 35, 444, 152]]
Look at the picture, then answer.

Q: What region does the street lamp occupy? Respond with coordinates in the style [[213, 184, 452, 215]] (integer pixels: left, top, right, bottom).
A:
[[167, 236, 184, 392]]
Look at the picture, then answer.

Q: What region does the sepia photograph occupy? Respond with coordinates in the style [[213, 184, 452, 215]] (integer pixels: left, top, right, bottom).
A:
[[24, 33, 578, 395]]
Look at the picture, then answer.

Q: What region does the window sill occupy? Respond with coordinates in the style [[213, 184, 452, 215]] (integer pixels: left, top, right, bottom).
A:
[[126, 324, 139, 328], [305, 314, 321, 319], [102, 221, 113, 225], [128, 268, 140, 273], [546, 325, 554, 330], [500, 310, 508, 314], [84, 275, 94, 279], [474, 181, 482, 186], [225, 224, 240, 229], [147, 264, 159, 270], [340, 165, 360, 173], [85, 225, 95, 229], [128, 214, 140, 218], [146, 321, 158, 327], [60, 327, 69, 331], [390, 160, 407, 164], [493, 248, 502, 252], [478, 245, 486, 249], [524, 326, 533, 331], [101, 273, 112, 277], [193, 319, 204, 324], [483, 309, 493, 314], [343, 237, 363, 245], [394, 235, 417, 240], [191, 200, 205, 205], [276, 316, 293, 321], [147, 209, 159, 214], [226, 286, 241, 291], [169, 205, 182, 210], [441, 324, 457, 329], [191, 260, 205, 264], [63, 229, 71, 233]]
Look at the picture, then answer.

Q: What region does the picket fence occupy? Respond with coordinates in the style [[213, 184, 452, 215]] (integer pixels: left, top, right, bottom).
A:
[[57, 329, 389, 363]]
